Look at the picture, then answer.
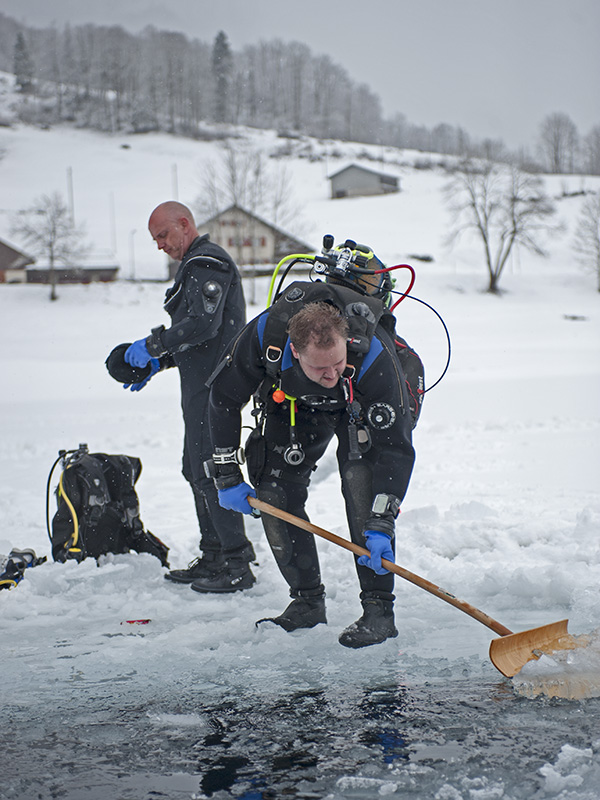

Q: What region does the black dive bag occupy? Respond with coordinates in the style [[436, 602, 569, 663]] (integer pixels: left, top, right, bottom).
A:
[[47, 444, 169, 566]]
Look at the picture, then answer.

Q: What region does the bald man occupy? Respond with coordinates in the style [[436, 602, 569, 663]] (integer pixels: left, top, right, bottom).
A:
[[122, 201, 256, 592]]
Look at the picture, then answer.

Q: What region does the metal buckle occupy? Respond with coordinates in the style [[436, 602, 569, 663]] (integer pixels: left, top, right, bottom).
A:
[[266, 345, 282, 363]]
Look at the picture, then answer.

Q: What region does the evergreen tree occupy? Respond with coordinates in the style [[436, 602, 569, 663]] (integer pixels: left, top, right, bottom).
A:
[[212, 31, 232, 123], [13, 31, 34, 93]]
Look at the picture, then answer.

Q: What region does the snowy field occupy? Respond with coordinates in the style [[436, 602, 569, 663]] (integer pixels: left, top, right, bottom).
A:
[[1, 120, 600, 799]]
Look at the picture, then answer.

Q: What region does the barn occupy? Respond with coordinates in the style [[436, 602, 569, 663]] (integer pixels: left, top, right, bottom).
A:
[[328, 163, 400, 199]]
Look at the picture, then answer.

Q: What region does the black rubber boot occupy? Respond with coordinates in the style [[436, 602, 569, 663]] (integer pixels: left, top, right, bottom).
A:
[[190, 543, 257, 594], [165, 551, 225, 584], [256, 585, 327, 631], [338, 597, 398, 649]]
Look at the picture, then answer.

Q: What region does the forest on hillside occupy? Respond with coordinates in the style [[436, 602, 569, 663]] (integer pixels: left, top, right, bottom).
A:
[[1, 12, 599, 175]]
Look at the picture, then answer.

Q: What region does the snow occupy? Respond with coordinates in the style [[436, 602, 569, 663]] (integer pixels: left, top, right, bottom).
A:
[[1, 115, 600, 799]]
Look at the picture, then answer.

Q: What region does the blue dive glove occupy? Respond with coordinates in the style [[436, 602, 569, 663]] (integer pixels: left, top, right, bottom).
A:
[[218, 482, 257, 515], [124, 338, 152, 368], [124, 358, 160, 392], [357, 530, 394, 575]]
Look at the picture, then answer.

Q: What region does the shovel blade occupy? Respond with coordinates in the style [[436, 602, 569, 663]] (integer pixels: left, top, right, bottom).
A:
[[489, 619, 579, 677]]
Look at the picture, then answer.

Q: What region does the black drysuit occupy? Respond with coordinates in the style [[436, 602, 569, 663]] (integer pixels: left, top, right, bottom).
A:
[[156, 235, 249, 555], [209, 300, 416, 603]]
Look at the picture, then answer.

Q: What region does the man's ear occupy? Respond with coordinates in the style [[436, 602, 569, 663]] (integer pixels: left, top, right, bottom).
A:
[[290, 342, 299, 359]]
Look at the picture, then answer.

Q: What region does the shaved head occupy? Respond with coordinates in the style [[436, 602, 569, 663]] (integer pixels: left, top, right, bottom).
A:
[[149, 201, 196, 227], [148, 201, 199, 262]]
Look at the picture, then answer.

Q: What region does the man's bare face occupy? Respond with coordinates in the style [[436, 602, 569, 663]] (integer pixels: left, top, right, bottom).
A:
[[291, 336, 347, 388], [148, 212, 189, 262]]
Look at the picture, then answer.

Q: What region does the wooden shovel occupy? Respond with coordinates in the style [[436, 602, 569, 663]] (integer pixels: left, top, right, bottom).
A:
[[249, 497, 579, 677]]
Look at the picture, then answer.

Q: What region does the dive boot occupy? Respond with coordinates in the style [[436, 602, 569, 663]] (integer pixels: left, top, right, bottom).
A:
[[165, 551, 225, 584], [256, 586, 326, 631], [190, 543, 256, 594], [338, 597, 398, 649]]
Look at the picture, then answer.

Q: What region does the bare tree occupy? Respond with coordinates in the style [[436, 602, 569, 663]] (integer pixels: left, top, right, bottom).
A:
[[445, 160, 557, 294], [196, 141, 264, 218], [573, 193, 600, 291], [195, 142, 266, 303], [196, 140, 300, 229], [266, 160, 302, 238], [582, 125, 600, 176], [538, 112, 579, 174], [11, 192, 89, 300], [195, 141, 304, 302]]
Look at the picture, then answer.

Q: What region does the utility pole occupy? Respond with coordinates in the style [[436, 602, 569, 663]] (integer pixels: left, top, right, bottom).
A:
[[66, 166, 75, 224], [172, 164, 179, 200], [129, 229, 136, 281], [109, 192, 117, 255]]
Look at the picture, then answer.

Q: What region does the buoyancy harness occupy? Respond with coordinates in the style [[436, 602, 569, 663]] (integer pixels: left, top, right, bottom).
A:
[[251, 279, 397, 469], [264, 235, 437, 427], [259, 280, 386, 380]]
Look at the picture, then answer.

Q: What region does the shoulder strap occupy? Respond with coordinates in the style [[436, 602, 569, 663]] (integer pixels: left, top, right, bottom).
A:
[[93, 453, 143, 529], [260, 281, 386, 381], [75, 454, 112, 512]]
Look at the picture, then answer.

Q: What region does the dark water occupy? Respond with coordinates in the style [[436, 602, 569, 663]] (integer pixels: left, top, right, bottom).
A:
[[3, 668, 599, 800]]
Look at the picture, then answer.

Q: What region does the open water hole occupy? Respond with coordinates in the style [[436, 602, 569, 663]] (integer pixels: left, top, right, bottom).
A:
[[2, 666, 599, 800]]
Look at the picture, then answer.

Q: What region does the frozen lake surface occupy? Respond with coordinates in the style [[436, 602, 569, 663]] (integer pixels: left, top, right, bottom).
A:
[[3, 608, 600, 799]]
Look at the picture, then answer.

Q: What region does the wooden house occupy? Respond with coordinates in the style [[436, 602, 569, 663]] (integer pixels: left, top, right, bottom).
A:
[[0, 237, 35, 282], [328, 164, 400, 199], [196, 205, 313, 274], [25, 264, 119, 284], [0, 237, 119, 284]]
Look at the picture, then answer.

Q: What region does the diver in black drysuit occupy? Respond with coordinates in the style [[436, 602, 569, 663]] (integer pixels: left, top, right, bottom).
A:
[[166, 237, 250, 555], [128, 233, 256, 588], [207, 295, 416, 647]]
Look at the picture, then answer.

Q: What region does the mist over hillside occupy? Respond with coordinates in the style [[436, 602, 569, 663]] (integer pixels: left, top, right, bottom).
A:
[[2, 12, 599, 170]]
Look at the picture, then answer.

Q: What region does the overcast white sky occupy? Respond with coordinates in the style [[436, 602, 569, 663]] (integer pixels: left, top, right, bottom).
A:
[[2, 0, 599, 150]]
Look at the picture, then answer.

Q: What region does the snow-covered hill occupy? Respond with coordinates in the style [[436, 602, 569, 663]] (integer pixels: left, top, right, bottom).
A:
[[2, 95, 599, 282], [1, 118, 600, 799]]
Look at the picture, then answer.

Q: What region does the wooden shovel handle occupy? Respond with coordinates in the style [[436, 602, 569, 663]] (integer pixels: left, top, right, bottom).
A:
[[249, 497, 513, 638]]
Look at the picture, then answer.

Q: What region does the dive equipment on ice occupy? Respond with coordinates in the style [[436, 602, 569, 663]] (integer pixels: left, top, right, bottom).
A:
[[0, 548, 46, 590], [46, 444, 169, 565]]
